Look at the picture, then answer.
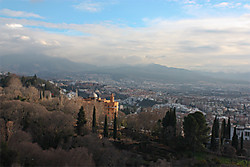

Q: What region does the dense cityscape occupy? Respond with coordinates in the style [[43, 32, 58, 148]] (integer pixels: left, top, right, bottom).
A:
[[53, 74, 250, 138]]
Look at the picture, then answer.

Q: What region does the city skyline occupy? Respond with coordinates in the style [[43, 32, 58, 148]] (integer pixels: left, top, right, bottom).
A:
[[1, 0, 250, 72]]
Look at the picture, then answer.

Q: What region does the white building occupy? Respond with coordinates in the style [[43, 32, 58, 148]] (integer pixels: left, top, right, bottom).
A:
[[230, 125, 250, 141]]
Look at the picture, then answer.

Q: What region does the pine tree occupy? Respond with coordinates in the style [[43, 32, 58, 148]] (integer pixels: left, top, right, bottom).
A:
[[103, 115, 108, 138], [76, 106, 87, 135], [232, 127, 238, 150], [183, 112, 210, 151], [240, 132, 243, 150], [92, 106, 96, 133], [113, 112, 117, 140]]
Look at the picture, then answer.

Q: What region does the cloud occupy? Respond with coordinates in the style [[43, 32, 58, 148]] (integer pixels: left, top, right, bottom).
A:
[[73, 1, 103, 12], [0, 15, 250, 72], [73, 0, 117, 12], [184, 0, 196, 4], [214, 2, 229, 8], [244, 4, 250, 9], [0, 9, 44, 19], [20, 35, 30, 40], [6, 23, 23, 28], [213, 2, 242, 8]]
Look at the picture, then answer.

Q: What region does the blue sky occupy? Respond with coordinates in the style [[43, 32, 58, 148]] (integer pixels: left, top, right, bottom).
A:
[[0, 0, 250, 72]]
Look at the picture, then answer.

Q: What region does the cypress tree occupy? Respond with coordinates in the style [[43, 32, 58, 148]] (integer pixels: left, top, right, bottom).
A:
[[76, 106, 87, 135], [232, 127, 238, 150], [211, 124, 216, 151], [162, 110, 170, 128], [221, 119, 226, 145], [214, 116, 219, 138], [211, 116, 219, 150], [227, 117, 231, 139], [113, 112, 117, 140], [103, 115, 108, 137], [92, 106, 96, 133], [162, 108, 177, 138], [172, 107, 177, 136], [240, 132, 243, 150]]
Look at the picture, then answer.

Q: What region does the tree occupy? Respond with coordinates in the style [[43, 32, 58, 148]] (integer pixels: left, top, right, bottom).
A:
[[76, 106, 87, 136], [103, 115, 108, 138], [226, 117, 231, 140], [162, 108, 176, 128], [211, 125, 216, 151], [113, 112, 117, 140], [221, 119, 226, 145], [184, 114, 198, 150], [92, 106, 96, 133], [183, 112, 210, 151], [232, 127, 238, 150], [211, 116, 219, 151], [240, 132, 243, 150], [162, 108, 177, 141]]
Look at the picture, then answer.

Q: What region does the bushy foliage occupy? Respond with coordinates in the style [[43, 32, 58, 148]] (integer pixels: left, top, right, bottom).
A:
[[72, 134, 143, 167], [8, 131, 95, 166], [183, 112, 210, 151], [0, 99, 75, 149], [0, 142, 17, 167]]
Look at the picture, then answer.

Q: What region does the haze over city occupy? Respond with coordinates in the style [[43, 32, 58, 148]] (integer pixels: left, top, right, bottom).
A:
[[1, 0, 250, 72]]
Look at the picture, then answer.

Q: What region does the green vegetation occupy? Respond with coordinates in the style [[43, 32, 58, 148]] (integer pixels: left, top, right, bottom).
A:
[[183, 112, 210, 151], [194, 152, 250, 167], [76, 106, 87, 136], [232, 127, 239, 150], [103, 115, 108, 138], [113, 112, 117, 140], [211, 116, 219, 151], [92, 106, 97, 133], [221, 118, 226, 145], [161, 107, 176, 142], [226, 117, 231, 139]]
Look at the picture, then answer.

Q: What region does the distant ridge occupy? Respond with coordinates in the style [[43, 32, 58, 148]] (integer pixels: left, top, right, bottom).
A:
[[1, 54, 249, 84], [0, 54, 96, 75]]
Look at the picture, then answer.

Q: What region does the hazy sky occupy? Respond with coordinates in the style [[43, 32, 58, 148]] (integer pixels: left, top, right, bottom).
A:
[[0, 0, 250, 72]]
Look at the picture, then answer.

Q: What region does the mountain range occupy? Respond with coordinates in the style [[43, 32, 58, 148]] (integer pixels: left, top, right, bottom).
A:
[[1, 54, 250, 84]]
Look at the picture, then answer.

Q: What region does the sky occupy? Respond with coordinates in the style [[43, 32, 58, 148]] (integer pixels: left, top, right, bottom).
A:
[[0, 0, 250, 72]]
